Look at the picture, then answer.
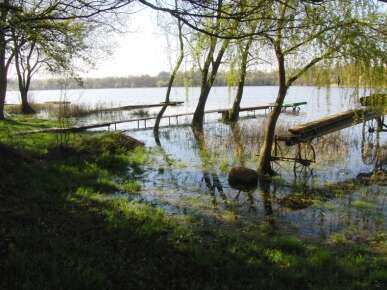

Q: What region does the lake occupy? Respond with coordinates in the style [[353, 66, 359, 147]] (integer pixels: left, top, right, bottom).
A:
[[6, 86, 387, 239]]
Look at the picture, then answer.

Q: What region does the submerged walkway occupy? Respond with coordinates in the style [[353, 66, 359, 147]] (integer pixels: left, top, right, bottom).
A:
[[16, 102, 307, 135]]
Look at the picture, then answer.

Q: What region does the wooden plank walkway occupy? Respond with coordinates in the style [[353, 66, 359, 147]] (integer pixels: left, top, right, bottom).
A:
[[95, 101, 184, 113], [15, 101, 307, 135], [217, 102, 307, 119]]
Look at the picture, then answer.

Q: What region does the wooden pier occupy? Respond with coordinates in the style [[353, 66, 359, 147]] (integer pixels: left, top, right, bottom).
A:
[[217, 102, 307, 119], [17, 102, 307, 135], [95, 101, 184, 113]]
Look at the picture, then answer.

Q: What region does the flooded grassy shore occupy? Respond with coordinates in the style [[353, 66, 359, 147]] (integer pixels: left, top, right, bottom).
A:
[[0, 116, 386, 290]]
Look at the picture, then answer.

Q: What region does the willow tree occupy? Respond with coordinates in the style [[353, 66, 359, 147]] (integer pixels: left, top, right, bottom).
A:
[[225, 20, 259, 122], [137, 0, 276, 131], [190, 2, 231, 131], [191, 34, 230, 131], [256, 0, 386, 175]]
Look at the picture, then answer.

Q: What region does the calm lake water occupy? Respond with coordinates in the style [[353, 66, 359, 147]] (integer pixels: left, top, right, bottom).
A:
[[7, 86, 387, 239]]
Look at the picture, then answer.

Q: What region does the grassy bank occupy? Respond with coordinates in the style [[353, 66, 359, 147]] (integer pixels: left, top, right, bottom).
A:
[[0, 117, 386, 290]]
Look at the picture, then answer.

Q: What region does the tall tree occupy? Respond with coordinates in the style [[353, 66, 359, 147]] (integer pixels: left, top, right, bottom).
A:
[[0, 0, 14, 119], [11, 17, 89, 114], [154, 16, 185, 144], [190, 0, 232, 131], [256, 0, 386, 175], [225, 20, 258, 122], [0, 0, 134, 120], [191, 35, 230, 131], [12, 36, 38, 114]]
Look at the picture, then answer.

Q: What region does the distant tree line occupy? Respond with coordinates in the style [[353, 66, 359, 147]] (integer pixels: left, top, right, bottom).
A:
[[7, 70, 278, 90]]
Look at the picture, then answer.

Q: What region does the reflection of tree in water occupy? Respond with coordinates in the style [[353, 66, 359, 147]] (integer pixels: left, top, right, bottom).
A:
[[152, 130, 182, 192], [230, 123, 246, 167], [361, 119, 387, 171], [258, 177, 274, 216], [202, 122, 263, 166], [192, 128, 227, 206], [154, 120, 385, 239]]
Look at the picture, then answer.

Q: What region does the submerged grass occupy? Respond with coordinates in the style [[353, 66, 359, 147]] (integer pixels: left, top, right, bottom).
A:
[[0, 116, 386, 290]]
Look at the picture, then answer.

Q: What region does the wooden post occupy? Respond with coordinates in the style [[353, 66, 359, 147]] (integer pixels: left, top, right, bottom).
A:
[[144, 119, 147, 128]]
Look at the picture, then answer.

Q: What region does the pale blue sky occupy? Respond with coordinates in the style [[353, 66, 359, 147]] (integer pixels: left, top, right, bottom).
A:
[[85, 9, 172, 78]]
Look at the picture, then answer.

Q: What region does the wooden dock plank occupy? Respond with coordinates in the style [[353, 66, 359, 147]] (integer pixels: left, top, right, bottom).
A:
[[288, 109, 363, 135], [278, 108, 384, 146], [216, 105, 270, 113], [92, 101, 184, 113]]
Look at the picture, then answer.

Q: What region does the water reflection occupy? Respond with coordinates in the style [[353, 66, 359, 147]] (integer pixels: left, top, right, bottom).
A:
[[123, 88, 387, 240], [192, 128, 228, 207], [259, 177, 274, 217], [137, 117, 386, 240]]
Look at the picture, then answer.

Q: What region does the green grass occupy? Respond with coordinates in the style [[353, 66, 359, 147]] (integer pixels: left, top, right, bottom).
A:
[[0, 116, 386, 290]]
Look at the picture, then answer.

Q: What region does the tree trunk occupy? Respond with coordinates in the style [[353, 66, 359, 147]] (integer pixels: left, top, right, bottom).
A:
[[257, 51, 287, 175], [227, 69, 246, 122], [226, 37, 253, 123], [192, 39, 229, 131], [192, 83, 211, 131], [0, 3, 7, 120], [13, 32, 36, 115], [154, 104, 167, 146], [0, 61, 6, 120], [20, 89, 35, 114], [230, 123, 245, 166], [154, 19, 184, 145]]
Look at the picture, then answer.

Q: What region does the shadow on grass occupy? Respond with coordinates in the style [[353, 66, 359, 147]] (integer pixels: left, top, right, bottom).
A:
[[0, 142, 386, 290]]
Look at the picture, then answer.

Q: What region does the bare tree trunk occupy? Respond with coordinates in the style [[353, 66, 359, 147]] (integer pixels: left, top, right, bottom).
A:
[[191, 83, 211, 131], [192, 39, 229, 131], [227, 67, 246, 122], [20, 88, 35, 114], [13, 33, 36, 115], [0, 1, 8, 120], [0, 60, 6, 120], [226, 37, 254, 123], [154, 19, 184, 145], [257, 51, 287, 175]]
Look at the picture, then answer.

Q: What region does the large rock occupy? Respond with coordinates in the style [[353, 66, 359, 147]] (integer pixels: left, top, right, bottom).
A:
[[228, 166, 258, 190]]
